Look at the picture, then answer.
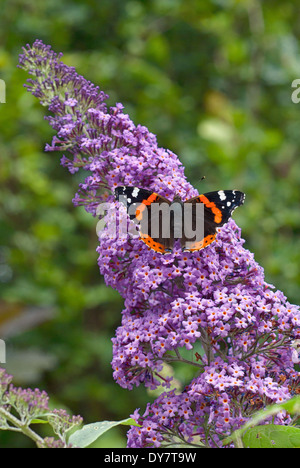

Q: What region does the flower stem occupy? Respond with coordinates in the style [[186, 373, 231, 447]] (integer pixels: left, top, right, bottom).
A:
[[0, 407, 46, 447]]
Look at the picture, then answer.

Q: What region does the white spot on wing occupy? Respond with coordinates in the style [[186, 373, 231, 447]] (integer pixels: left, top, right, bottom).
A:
[[218, 190, 226, 201], [132, 187, 140, 198]]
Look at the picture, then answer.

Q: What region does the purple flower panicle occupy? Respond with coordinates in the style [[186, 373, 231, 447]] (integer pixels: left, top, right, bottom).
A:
[[8, 385, 49, 423], [0, 367, 82, 447], [18, 41, 300, 448]]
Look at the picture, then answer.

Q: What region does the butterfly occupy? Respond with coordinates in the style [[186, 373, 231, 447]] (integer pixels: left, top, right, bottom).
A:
[[115, 186, 245, 254]]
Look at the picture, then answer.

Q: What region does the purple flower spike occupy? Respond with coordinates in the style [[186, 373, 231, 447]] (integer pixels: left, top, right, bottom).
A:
[[18, 41, 300, 448]]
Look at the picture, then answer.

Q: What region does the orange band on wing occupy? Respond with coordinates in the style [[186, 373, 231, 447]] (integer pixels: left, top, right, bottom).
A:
[[199, 195, 223, 224], [140, 232, 166, 254], [135, 193, 160, 221], [186, 233, 216, 252], [136, 203, 146, 221], [143, 193, 159, 205]]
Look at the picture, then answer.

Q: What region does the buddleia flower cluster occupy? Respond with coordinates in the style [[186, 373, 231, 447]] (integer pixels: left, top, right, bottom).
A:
[[17, 40, 300, 448], [0, 368, 82, 447]]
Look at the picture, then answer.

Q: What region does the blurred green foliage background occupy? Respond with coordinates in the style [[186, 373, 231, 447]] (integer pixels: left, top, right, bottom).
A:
[[0, 0, 300, 447]]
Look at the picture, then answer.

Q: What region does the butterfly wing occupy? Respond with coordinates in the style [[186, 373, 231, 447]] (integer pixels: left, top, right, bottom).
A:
[[182, 190, 245, 251], [115, 186, 156, 218], [115, 187, 245, 253], [115, 186, 172, 253]]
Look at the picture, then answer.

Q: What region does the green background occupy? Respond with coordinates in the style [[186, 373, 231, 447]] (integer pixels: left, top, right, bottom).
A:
[[0, 0, 300, 447]]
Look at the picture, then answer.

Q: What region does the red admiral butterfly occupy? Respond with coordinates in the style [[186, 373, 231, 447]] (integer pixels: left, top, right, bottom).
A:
[[115, 186, 245, 254]]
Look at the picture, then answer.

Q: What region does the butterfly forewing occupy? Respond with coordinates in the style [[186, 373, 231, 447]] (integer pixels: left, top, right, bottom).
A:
[[115, 186, 172, 253]]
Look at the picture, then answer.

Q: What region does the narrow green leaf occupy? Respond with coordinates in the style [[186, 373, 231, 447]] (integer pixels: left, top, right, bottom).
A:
[[68, 418, 139, 448]]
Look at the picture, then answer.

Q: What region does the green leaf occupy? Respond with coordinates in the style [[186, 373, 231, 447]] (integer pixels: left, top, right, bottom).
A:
[[68, 418, 139, 448], [197, 118, 235, 144], [223, 396, 300, 448], [281, 396, 300, 415], [242, 425, 300, 448]]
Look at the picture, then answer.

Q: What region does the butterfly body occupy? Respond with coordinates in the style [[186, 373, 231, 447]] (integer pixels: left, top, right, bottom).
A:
[[115, 186, 245, 254]]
